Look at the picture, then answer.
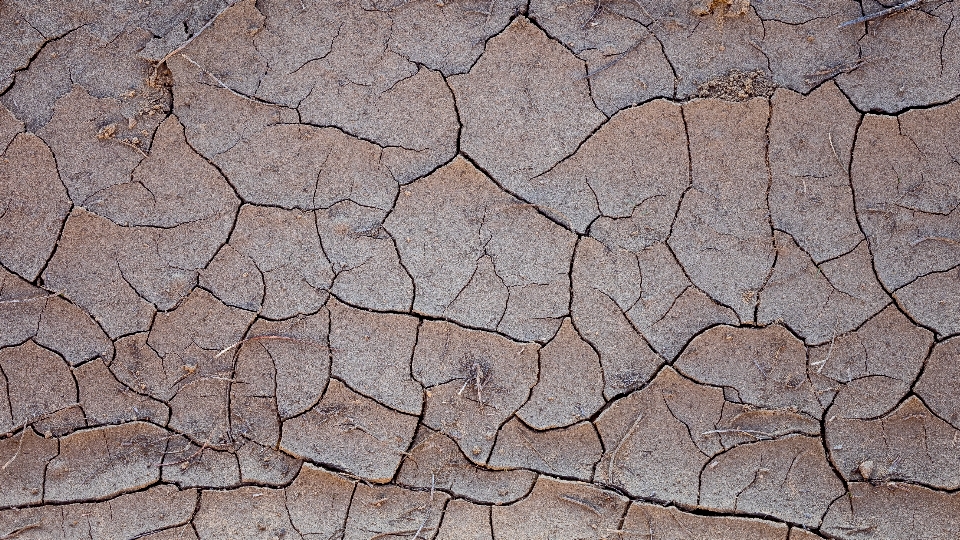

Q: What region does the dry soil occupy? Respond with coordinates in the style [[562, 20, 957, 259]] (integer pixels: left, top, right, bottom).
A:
[[1, 0, 960, 538]]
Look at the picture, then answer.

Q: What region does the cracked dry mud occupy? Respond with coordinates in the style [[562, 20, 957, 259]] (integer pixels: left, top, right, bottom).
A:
[[0, 0, 959, 539]]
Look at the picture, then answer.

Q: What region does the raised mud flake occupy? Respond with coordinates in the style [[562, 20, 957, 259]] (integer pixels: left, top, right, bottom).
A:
[[228, 204, 333, 319], [757, 1, 862, 94], [167, 52, 298, 159], [594, 367, 724, 504], [528, 0, 672, 116], [76, 358, 169, 427], [247, 0, 351, 100], [570, 239, 665, 398], [44, 421, 169, 503], [895, 266, 960, 338], [5, 22, 169, 130], [34, 294, 114, 366], [621, 502, 789, 539], [41, 205, 232, 338], [398, 427, 536, 505], [33, 212, 159, 335], [194, 486, 298, 540], [836, 2, 960, 113], [328, 298, 422, 415], [0, 270, 45, 348], [109, 288, 255, 443], [675, 325, 823, 418], [290, 5, 459, 184], [669, 98, 775, 322], [413, 321, 539, 465], [790, 529, 826, 540], [385, 157, 576, 342], [83, 114, 239, 229], [530, 99, 689, 234], [915, 336, 960, 430], [0, 133, 71, 281], [758, 232, 888, 345], [714, 402, 821, 450], [810, 305, 933, 419], [0, 270, 113, 366], [167, 0, 266, 98], [852, 101, 960, 292], [343, 483, 449, 540], [284, 463, 354, 537], [489, 418, 602, 482], [160, 434, 241, 489], [0, 105, 23, 150], [0, 341, 81, 436], [136, 526, 198, 540], [580, 238, 738, 362], [492, 476, 629, 540], [637, 0, 768, 98], [701, 435, 845, 528], [581, 39, 676, 117], [518, 318, 605, 430], [199, 244, 264, 312], [0, 428, 58, 508], [0, 1, 45, 91], [386, 0, 526, 76], [0, 484, 197, 540], [821, 482, 960, 540], [34, 84, 163, 204], [436, 499, 492, 540], [768, 83, 863, 263], [216, 123, 398, 211], [449, 17, 606, 187], [0, 26, 75, 130], [317, 201, 414, 312], [240, 310, 330, 421], [280, 379, 418, 483], [236, 440, 301, 486], [826, 396, 960, 489]]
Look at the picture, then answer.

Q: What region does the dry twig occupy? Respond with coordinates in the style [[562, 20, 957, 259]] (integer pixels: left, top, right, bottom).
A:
[[0, 523, 41, 540], [215, 335, 326, 358], [156, 0, 241, 67], [838, 0, 922, 28], [1, 421, 28, 471]]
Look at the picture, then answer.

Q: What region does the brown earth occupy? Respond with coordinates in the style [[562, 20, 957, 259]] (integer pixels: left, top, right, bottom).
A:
[[1, 0, 960, 538]]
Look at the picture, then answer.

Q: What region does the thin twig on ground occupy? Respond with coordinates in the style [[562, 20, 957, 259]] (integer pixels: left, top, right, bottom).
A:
[[702, 428, 773, 440], [1, 421, 28, 470], [368, 528, 434, 540], [215, 335, 326, 358], [838, 0, 922, 28], [581, 0, 603, 29], [0, 523, 41, 540], [578, 40, 645, 81], [156, 0, 241, 67], [559, 494, 602, 515], [0, 292, 61, 305], [828, 132, 844, 169], [179, 53, 265, 105], [805, 57, 874, 85]]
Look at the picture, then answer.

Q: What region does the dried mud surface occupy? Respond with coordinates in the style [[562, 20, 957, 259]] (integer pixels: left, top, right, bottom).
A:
[[1, 0, 960, 538]]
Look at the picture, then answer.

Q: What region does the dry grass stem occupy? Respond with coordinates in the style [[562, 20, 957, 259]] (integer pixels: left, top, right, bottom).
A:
[[838, 0, 921, 28]]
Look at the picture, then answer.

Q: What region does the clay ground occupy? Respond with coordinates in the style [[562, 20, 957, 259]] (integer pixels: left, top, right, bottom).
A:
[[1, 0, 959, 538]]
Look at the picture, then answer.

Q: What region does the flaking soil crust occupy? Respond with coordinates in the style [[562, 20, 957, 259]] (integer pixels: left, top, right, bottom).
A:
[[1, 0, 960, 538]]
